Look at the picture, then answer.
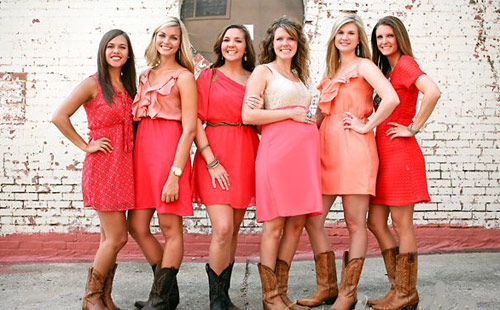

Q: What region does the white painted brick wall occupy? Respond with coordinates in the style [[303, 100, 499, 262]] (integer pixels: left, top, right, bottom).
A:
[[0, 0, 498, 234]]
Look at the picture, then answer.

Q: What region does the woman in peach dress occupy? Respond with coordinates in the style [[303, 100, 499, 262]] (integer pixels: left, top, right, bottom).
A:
[[297, 14, 399, 310]]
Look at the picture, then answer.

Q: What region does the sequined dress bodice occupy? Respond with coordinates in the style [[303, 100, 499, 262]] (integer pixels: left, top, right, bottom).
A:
[[263, 64, 311, 110]]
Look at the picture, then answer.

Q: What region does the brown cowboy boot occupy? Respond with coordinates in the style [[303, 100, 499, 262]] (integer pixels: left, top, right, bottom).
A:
[[297, 251, 338, 306], [329, 252, 364, 310], [82, 267, 109, 310], [372, 253, 419, 310], [257, 263, 289, 310], [367, 247, 398, 307], [275, 259, 309, 310], [103, 264, 120, 310]]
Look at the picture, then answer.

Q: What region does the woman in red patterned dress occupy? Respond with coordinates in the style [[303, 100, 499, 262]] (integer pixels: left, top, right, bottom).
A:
[[52, 29, 136, 310], [192, 24, 258, 310], [128, 17, 197, 310], [366, 16, 441, 310]]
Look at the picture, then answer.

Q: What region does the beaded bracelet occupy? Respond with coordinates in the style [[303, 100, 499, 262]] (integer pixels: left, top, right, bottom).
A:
[[205, 158, 219, 169], [198, 144, 210, 153]]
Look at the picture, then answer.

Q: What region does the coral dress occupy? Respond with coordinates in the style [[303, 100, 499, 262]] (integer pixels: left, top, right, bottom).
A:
[[318, 64, 378, 196], [371, 55, 431, 206], [192, 68, 259, 209], [255, 64, 322, 222], [82, 74, 135, 211], [132, 68, 193, 216]]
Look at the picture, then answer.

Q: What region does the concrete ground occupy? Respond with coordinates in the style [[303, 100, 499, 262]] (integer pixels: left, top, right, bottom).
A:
[[0, 252, 499, 310]]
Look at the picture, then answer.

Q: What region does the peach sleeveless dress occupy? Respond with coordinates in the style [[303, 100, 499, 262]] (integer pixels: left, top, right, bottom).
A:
[[255, 64, 322, 222], [318, 64, 378, 196]]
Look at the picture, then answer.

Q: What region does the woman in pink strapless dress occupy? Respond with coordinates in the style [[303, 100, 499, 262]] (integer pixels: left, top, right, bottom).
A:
[[242, 17, 322, 310]]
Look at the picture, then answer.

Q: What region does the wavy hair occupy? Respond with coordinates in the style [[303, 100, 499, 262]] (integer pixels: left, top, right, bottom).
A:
[[259, 16, 310, 84], [325, 14, 371, 78], [371, 16, 414, 75], [144, 17, 194, 72], [212, 24, 256, 72], [97, 29, 137, 105]]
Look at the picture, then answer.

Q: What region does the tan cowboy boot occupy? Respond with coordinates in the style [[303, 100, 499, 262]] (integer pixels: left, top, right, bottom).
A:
[[367, 247, 398, 307], [102, 264, 120, 310], [329, 251, 364, 310], [275, 259, 309, 310], [258, 263, 289, 310], [82, 267, 109, 310], [372, 253, 419, 310], [297, 251, 338, 306]]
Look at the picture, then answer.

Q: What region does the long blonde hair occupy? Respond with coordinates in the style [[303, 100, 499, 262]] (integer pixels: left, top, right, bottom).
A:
[[259, 16, 310, 84], [325, 14, 371, 78], [144, 17, 194, 72], [371, 16, 414, 75]]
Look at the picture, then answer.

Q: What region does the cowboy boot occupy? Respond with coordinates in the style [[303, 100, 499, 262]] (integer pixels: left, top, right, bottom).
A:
[[257, 263, 289, 310], [275, 259, 309, 310], [142, 266, 180, 310], [367, 247, 398, 307], [329, 251, 364, 310], [135, 264, 157, 309], [82, 267, 109, 310], [206, 263, 231, 310], [372, 253, 419, 310], [103, 264, 120, 310], [297, 251, 338, 306], [224, 262, 242, 310]]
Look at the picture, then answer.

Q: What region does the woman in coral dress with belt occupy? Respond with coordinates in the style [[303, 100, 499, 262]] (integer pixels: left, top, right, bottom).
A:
[[192, 24, 259, 310], [128, 17, 197, 310], [297, 14, 399, 310], [52, 29, 136, 310], [367, 16, 441, 310], [242, 16, 322, 310]]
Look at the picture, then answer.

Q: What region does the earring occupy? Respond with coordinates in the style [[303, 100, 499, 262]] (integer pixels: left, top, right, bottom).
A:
[[244, 52, 247, 62], [356, 44, 360, 56]]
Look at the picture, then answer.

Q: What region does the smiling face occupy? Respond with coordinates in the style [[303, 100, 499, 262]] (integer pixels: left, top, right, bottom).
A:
[[273, 27, 297, 61], [105, 35, 129, 68], [221, 28, 246, 63], [376, 24, 399, 57], [334, 22, 359, 53], [155, 26, 181, 58]]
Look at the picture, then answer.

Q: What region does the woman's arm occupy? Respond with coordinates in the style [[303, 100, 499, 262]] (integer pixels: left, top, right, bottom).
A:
[[242, 65, 314, 125], [344, 59, 399, 134], [161, 71, 197, 202], [51, 77, 112, 153]]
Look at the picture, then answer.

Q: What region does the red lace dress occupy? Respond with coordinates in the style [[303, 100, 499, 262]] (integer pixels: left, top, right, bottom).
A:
[[371, 55, 431, 206], [81, 74, 135, 211]]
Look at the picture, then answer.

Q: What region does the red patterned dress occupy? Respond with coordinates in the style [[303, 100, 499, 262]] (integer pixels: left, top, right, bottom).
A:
[[371, 55, 431, 206], [81, 74, 135, 211]]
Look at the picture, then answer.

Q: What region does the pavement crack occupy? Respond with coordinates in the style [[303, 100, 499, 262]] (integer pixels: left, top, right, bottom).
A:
[[240, 259, 250, 309]]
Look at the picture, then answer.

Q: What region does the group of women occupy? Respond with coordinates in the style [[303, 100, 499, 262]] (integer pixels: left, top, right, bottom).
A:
[[52, 12, 440, 310]]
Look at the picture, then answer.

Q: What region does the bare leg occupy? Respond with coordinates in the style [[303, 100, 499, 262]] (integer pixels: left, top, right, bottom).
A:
[[367, 204, 397, 251], [260, 217, 286, 269], [389, 205, 417, 253], [93, 211, 128, 275], [342, 195, 369, 259], [277, 215, 307, 264], [128, 209, 163, 265], [157, 213, 184, 268], [230, 208, 246, 262], [304, 195, 337, 255], [207, 204, 234, 274]]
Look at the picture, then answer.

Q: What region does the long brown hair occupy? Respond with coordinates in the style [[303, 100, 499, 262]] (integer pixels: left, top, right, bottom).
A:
[[212, 24, 256, 72], [144, 17, 194, 72], [97, 29, 137, 104], [259, 16, 310, 84], [371, 16, 414, 75], [325, 14, 371, 78]]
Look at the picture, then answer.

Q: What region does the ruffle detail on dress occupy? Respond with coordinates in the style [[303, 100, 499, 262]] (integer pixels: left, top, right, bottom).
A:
[[132, 69, 177, 120], [317, 71, 359, 115]]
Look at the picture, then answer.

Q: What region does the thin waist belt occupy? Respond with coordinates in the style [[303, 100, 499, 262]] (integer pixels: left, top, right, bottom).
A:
[[206, 121, 252, 127]]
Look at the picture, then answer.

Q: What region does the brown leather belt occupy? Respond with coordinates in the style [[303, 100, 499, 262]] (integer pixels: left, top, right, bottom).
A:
[[206, 121, 251, 127]]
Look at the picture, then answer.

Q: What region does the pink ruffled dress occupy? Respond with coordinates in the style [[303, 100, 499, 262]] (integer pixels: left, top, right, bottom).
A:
[[132, 68, 193, 216]]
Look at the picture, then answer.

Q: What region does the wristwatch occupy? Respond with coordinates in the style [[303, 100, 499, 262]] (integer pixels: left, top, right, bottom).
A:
[[170, 166, 182, 177]]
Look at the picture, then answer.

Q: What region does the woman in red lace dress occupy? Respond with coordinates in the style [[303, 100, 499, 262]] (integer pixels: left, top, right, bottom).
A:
[[192, 24, 259, 310], [52, 29, 136, 310], [366, 16, 441, 310]]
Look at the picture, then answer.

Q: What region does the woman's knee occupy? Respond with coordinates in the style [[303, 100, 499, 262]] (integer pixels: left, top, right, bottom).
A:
[[128, 222, 151, 240], [263, 223, 284, 240], [213, 222, 234, 243], [367, 216, 387, 234], [346, 219, 367, 234], [159, 223, 183, 241], [392, 219, 414, 236], [104, 233, 128, 252]]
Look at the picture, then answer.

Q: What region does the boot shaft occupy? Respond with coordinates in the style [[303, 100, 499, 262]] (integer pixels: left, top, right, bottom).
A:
[[381, 247, 398, 287], [275, 259, 290, 296], [395, 253, 418, 296], [339, 252, 364, 297]]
